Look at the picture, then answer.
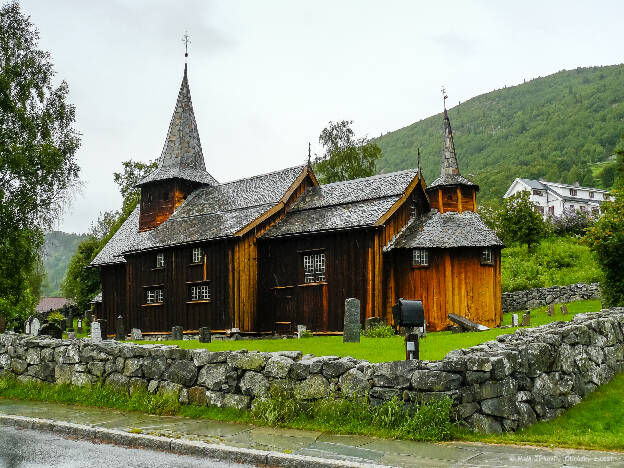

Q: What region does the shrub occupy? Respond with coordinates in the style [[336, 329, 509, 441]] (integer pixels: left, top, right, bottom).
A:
[[46, 311, 65, 326], [549, 210, 595, 236], [362, 324, 395, 338]]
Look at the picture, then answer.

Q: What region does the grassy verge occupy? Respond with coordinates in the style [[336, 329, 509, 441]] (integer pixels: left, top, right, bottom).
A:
[[134, 300, 602, 362], [0, 376, 452, 442], [456, 373, 624, 452]]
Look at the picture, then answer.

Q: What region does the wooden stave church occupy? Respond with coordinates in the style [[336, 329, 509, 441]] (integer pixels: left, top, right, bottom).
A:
[[91, 65, 503, 336]]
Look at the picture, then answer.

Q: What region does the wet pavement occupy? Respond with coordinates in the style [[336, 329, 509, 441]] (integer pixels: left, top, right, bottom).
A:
[[1, 399, 624, 467]]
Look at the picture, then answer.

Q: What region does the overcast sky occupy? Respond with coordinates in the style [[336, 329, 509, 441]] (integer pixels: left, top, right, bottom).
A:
[[17, 0, 624, 234]]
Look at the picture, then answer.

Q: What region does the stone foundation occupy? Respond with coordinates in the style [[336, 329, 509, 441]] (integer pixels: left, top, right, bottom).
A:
[[1, 307, 623, 433], [502, 283, 601, 312]]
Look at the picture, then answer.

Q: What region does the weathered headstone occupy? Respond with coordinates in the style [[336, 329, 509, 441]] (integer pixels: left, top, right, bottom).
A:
[[67, 310, 74, 332], [91, 321, 102, 343], [199, 327, 211, 343], [561, 304, 568, 315], [115, 315, 125, 340], [364, 316, 384, 331], [343, 298, 361, 343], [297, 324, 307, 339], [31, 318, 40, 337], [547, 304, 554, 316], [172, 326, 183, 341], [39, 323, 62, 339], [77, 319, 83, 334], [97, 319, 107, 339], [67, 331, 76, 340], [131, 328, 143, 340], [521, 310, 531, 327], [511, 314, 519, 327], [25, 321, 31, 335], [448, 313, 489, 331]]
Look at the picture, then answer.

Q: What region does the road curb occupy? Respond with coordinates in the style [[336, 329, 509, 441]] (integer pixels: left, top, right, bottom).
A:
[[0, 413, 390, 468]]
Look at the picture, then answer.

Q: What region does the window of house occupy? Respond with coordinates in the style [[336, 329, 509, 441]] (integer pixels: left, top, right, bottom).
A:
[[536, 206, 544, 215], [603, 193, 608, 200], [532, 189, 543, 196], [189, 283, 211, 301], [592, 208, 599, 216], [589, 191, 594, 199], [580, 206, 587, 212], [146, 288, 164, 304], [548, 206, 554, 216], [569, 188, 577, 196], [412, 248, 429, 267], [156, 252, 165, 268], [569, 204, 575, 212], [192, 247, 202, 264], [303, 252, 326, 283], [481, 248, 493, 265]]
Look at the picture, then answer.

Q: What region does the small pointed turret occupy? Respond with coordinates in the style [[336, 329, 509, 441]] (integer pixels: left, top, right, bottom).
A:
[[441, 109, 460, 177]]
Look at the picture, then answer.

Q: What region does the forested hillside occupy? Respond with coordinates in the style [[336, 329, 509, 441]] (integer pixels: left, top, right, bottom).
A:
[[375, 64, 624, 204], [41, 231, 88, 296]]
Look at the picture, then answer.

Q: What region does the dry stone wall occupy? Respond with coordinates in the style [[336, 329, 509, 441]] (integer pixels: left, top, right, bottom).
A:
[[1, 307, 624, 434], [502, 282, 601, 312]]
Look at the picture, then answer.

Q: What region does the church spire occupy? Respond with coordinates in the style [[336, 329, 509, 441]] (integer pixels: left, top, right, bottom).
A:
[[441, 108, 460, 178], [138, 62, 217, 187]]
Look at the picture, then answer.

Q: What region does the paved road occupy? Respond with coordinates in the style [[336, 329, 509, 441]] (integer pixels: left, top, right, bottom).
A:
[[0, 426, 251, 468]]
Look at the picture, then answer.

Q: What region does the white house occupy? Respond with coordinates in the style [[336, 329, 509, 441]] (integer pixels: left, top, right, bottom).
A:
[[504, 178, 611, 218]]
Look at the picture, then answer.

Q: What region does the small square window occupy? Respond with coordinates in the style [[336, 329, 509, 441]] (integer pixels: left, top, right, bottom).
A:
[[481, 248, 493, 265], [412, 248, 429, 267], [303, 252, 326, 283], [146, 288, 164, 304], [589, 191, 594, 199], [192, 247, 202, 264], [569, 188, 577, 196], [189, 283, 211, 301], [156, 253, 164, 268]]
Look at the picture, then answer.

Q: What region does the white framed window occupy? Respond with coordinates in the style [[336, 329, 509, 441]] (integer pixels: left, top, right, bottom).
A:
[[569, 188, 577, 196], [589, 191, 595, 199], [146, 288, 164, 304], [569, 204, 575, 212], [481, 248, 493, 265], [580, 206, 586, 212], [156, 252, 164, 268], [192, 247, 202, 264], [303, 252, 326, 283], [412, 248, 429, 267], [190, 283, 211, 301]]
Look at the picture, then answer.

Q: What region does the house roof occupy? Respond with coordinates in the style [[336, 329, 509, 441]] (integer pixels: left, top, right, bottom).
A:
[[36, 297, 74, 313], [384, 209, 503, 250], [91, 165, 307, 265], [138, 64, 217, 187], [262, 169, 418, 238]]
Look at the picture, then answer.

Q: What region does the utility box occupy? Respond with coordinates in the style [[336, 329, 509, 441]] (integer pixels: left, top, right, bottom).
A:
[[392, 298, 425, 328]]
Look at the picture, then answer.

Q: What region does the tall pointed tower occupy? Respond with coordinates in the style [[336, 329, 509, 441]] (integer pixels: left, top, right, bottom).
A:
[[426, 107, 478, 213], [137, 64, 217, 231]]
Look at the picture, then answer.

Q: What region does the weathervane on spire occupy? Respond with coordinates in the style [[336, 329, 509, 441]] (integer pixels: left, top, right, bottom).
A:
[[441, 86, 448, 110], [307, 142, 312, 167], [182, 31, 191, 60], [417, 147, 421, 174]]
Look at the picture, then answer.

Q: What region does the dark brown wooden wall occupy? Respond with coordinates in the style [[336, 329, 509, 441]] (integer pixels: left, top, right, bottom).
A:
[[428, 186, 477, 214], [100, 264, 126, 333], [139, 180, 197, 231]]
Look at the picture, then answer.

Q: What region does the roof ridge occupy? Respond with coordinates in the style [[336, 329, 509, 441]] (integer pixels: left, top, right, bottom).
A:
[[317, 168, 418, 188], [217, 164, 305, 187], [290, 194, 400, 213]]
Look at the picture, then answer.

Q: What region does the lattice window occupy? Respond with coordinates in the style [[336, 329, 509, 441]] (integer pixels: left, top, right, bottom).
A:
[[412, 248, 429, 267], [481, 248, 493, 265], [303, 252, 326, 283], [192, 247, 202, 264], [190, 283, 211, 301], [156, 253, 164, 268], [146, 289, 164, 304]]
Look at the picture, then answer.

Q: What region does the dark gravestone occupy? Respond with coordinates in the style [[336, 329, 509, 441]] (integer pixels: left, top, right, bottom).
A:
[[199, 327, 211, 343], [364, 317, 384, 331], [39, 323, 62, 339], [521, 310, 531, 327], [131, 328, 143, 340], [115, 315, 125, 340], [448, 313, 489, 331], [561, 304, 568, 315], [547, 304, 554, 316], [97, 319, 108, 339], [172, 326, 183, 341], [67, 310, 74, 332], [343, 298, 361, 343]]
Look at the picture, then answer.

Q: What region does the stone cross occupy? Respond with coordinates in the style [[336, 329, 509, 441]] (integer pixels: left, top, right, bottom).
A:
[[547, 304, 554, 316], [343, 298, 361, 343], [31, 318, 40, 337], [131, 328, 143, 340], [511, 314, 519, 327], [521, 311, 531, 327], [199, 327, 211, 343], [91, 321, 102, 343], [297, 325, 307, 339], [172, 326, 183, 341], [561, 304, 568, 315]]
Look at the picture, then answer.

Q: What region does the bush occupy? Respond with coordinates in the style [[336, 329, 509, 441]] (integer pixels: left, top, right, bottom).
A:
[[361, 324, 395, 338], [46, 311, 65, 326], [549, 210, 595, 236]]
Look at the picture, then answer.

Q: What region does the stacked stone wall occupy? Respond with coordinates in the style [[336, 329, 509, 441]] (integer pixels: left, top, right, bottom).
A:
[[502, 282, 601, 312], [1, 307, 624, 433]]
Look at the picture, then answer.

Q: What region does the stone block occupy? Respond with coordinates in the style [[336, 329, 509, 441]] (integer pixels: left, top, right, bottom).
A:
[[222, 393, 250, 410], [322, 357, 356, 379], [188, 386, 207, 406], [228, 352, 268, 371], [339, 368, 369, 397], [163, 360, 198, 387], [240, 371, 269, 397], [411, 370, 461, 391], [197, 363, 228, 391], [264, 355, 294, 379], [295, 374, 329, 400]]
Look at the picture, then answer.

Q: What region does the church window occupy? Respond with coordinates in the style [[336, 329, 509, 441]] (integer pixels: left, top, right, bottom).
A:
[[192, 247, 202, 264], [412, 248, 429, 267], [189, 283, 211, 302], [481, 248, 493, 265], [156, 252, 165, 268], [146, 288, 164, 304], [303, 252, 325, 283]]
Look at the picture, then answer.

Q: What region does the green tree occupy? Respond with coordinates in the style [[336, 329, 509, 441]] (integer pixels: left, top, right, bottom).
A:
[[584, 188, 624, 306], [0, 2, 80, 326], [600, 165, 616, 188], [314, 120, 382, 183], [60, 237, 100, 313], [497, 191, 546, 251]]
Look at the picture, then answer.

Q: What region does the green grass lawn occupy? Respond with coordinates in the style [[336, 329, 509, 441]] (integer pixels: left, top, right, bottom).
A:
[[135, 300, 602, 363], [457, 372, 624, 451]]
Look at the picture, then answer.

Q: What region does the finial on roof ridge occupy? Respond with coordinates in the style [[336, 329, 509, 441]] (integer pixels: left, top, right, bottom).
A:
[[182, 31, 191, 62], [307, 142, 312, 168]]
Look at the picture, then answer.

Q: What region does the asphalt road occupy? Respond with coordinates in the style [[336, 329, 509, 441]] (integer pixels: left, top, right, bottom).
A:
[[0, 426, 252, 468]]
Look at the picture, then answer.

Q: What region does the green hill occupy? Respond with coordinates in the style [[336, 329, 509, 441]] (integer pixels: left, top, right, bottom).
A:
[[41, 231, 88, 296], [375, 64, 624, 204]]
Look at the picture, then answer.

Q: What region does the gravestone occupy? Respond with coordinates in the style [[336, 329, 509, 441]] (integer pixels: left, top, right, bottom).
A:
[[561, 304, 568, 315], [199, 327, 211, 343], [77, 319, 83, 334], [25, 321, 30, 335], [115, 315, 125, 340], [91, 321, 102, 343], [39, 323, 62, 339], [31, 318, 40, 337], [521, 310, 531, 327], [297, 324, 307, 339], [172, 326, 183, 341], [97, 319, 107, 339], [448, 313, 489, 331], [364, 317, 384, 331], [547, 304, 554, 316], [511, 314, 519, 327], [67, 331, 76, 340], [131, 328, 143, 340], [343, 298, 361, 343], [67, 310, 74, 333]]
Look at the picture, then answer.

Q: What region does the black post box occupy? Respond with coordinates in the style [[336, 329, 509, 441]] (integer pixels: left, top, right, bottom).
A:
[[392, 298, 425, 328]]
